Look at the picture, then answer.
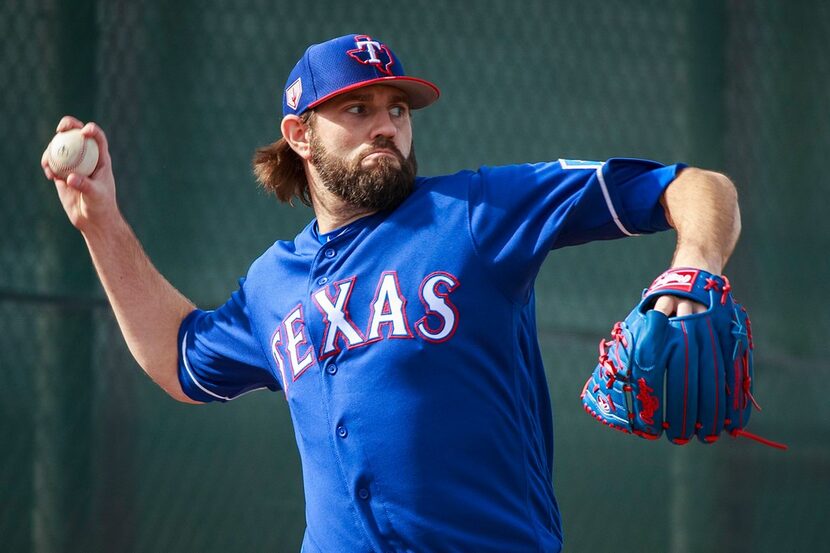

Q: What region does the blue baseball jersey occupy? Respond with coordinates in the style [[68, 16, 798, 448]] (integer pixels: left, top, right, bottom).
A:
[[178, 158, 683, 552]]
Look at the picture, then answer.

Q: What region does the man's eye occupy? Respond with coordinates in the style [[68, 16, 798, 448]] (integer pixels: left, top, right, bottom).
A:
[[346, 105, 366, 114], [390, 106, 407, 117]]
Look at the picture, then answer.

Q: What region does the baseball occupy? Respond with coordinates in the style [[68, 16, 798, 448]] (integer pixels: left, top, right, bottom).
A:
[[47, 129, 99, 180]]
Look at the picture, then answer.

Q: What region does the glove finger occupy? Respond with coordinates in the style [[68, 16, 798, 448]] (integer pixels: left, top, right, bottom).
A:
[[663, 318, 699, 445], [629, 310, 670, 439], [695, 316, 725, 443], [634, 309, 670, 368]]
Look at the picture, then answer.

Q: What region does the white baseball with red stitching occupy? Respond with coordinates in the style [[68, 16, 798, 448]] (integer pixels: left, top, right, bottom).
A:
[[47, 129, 99, 179]]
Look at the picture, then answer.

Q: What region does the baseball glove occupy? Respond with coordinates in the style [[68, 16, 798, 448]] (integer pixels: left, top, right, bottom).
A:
[[581, 268, 786, 449]]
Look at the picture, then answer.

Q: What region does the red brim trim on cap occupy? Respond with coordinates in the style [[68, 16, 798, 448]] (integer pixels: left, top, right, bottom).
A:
[[307, 76, 440, 111]]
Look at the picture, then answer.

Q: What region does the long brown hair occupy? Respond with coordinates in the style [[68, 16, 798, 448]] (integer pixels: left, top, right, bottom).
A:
[[252, 111, 315, 206]]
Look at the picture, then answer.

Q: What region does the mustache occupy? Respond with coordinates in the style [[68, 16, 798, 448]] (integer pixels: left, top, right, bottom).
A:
[[361, 138, 406, 162]]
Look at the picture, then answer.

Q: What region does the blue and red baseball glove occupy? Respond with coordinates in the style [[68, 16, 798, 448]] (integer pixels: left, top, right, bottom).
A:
[[581, 268, 785, 449]]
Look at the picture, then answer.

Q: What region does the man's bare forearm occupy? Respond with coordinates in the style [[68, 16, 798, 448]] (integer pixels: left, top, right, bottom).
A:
[[652, 168, 741, 317], [82, 213, 199, 402], [661, 167, 741, 275]]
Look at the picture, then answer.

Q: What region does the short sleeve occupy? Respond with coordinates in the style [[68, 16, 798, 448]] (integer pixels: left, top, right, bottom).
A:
[[177, 279, 280, 403], [469, 158, 685, 300]]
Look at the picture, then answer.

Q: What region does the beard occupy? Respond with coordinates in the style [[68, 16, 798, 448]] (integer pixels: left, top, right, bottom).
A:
[[309, 134, 417, 212]]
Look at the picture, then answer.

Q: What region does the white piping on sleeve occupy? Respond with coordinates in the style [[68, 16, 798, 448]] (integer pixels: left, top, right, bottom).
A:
[[596, 165, 639, 237], [181, 331, 232, 401], [228, 386, 270, 400], [180, 331, 268, 401]]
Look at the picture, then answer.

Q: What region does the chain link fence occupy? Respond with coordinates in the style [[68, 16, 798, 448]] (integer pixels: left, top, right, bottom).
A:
[[2, 1, 827, 551]]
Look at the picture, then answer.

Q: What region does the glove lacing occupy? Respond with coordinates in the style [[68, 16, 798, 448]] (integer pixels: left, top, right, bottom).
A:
[[725, 306, 786, 449], [703, 275, 732, 306], [598, 322, 627, 390]]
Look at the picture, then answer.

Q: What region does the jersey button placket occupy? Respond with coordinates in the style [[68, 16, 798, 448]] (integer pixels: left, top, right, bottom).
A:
[[312, 236, 381, 543]]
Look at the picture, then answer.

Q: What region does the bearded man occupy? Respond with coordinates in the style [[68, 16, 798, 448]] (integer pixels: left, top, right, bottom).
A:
[[42, 34, 741, 552]]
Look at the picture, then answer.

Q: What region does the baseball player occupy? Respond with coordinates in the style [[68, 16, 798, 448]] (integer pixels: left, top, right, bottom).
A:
[[42, 34, 741, 552]]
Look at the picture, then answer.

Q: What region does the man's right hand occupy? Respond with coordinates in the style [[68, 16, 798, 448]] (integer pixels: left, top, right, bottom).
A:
[[40, 116, 199, 403], [41, 116, 118, 233]]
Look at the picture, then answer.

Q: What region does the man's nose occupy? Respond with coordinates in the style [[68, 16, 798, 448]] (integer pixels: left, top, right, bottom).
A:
[[370, 110, 397, 140]]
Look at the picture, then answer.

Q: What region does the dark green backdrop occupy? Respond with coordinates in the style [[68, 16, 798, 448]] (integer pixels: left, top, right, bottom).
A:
[[2, 1, 827, 551]]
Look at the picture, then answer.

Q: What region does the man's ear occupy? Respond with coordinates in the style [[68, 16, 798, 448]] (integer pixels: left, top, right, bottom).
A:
[[281, 115, 312, 160]]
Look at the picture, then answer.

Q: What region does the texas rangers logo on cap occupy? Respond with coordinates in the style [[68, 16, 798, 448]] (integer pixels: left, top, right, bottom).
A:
[[347, 35, 395, 76], [280, 33, 440, 117]]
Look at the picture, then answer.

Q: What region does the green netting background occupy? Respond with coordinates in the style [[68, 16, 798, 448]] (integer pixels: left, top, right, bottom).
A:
[[2, 1, 827, 551]]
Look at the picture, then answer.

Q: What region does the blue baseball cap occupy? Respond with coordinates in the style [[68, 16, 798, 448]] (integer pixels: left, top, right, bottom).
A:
[[282, 34, 440, 117]]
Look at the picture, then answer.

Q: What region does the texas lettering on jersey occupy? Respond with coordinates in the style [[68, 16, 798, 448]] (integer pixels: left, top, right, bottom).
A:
[[270, 270, 460, 389]]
